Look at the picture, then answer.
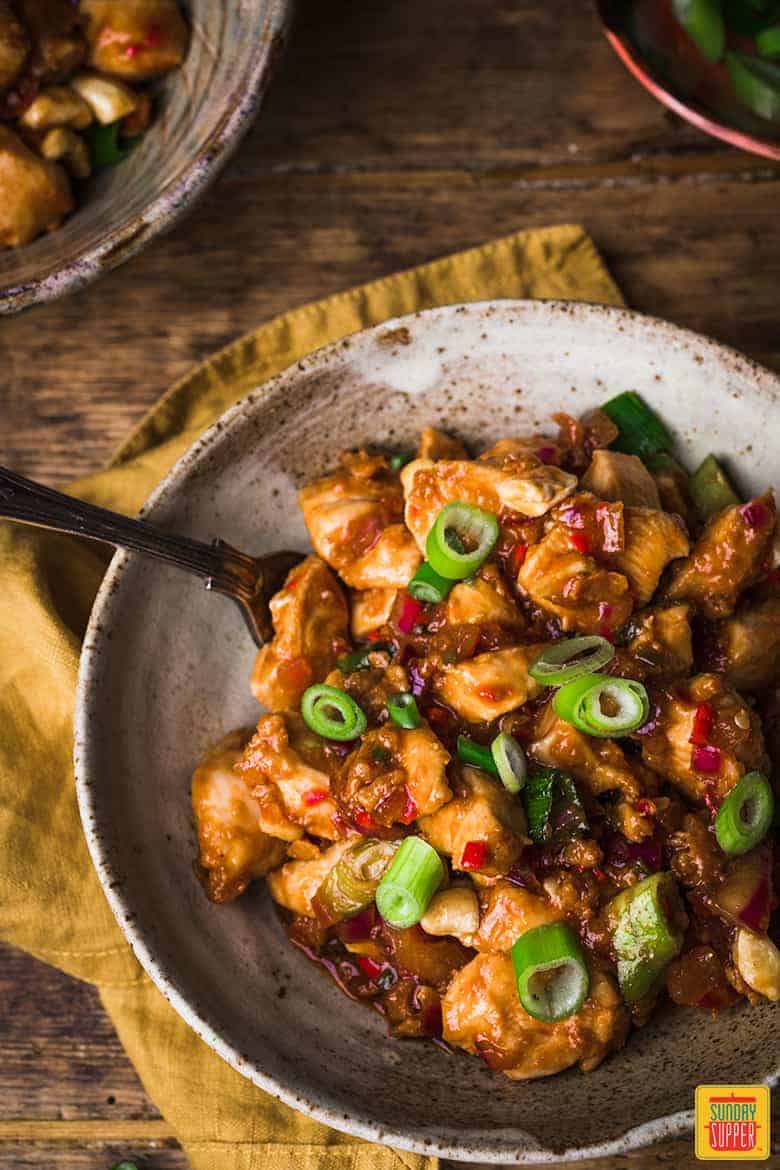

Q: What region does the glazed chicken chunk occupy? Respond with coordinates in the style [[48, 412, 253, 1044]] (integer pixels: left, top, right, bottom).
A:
[[81, 0, 189, 80], [581, 450, 661, 509], [420, 766, 528, 876], [0, 125, 73, 247], [433, 644, 546, 723], [714, 596, 780, 693], [0, 1, 30, 91], [334, 723, 451, 830]]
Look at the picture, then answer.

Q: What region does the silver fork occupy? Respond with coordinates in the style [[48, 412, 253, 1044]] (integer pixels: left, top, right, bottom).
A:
[[0, 465, 302, 646]]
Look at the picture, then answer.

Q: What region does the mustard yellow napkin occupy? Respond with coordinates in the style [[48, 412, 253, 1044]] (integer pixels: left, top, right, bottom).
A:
[[0, 225, 622, 1170]]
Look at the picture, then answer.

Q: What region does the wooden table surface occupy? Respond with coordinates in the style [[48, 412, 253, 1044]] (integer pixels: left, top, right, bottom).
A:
[[1, 2, 779, 1167]]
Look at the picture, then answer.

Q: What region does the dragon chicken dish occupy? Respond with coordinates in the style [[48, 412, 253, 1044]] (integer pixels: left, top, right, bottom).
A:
[[191, 392, 780, 1082]]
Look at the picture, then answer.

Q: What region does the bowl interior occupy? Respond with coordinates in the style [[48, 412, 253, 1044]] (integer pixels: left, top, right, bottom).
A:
[[0, 0, 289, 312], [75, 301, 780, 1163], [599, 0, 780, 160]]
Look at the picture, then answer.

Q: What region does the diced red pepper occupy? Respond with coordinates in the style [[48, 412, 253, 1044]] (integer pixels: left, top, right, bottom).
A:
[[353, 809, 379, 833], [740, 501, 767, 528], [689, 702, 714, 747], [460, 840, 487, 870], [511, 542, 528, 573], [570, 531, 591, 555], [398, 592, 423, 634], [303, 788, 330, 807], [357, 955, 383, 980], [634, 799, 654, 817], [691, 744, 722, 775], [400, 788, 418, 825]]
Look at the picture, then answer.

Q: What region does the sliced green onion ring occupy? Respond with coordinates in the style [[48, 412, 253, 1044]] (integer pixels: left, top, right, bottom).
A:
[[457, 734, 499, 776], [529, 635, 615, 686], [425, 501, 499, 580], [553, 673, 649, 737], [606, 872, 686, 1002], [757, 25, 780, 58], [689, 454, 740, 521], [301, 684, 367, 741], [338, 642, 394, 673], [315, 838, 398, 923], [601, 391, 673, 461], [387, 691, 422, 730], [375, 836, 445, 928], [407, 561, 454, 604], [511, 922, 590, 1022], [490, 732, 527, 794], [727, 51, 780, 121], [715, 772, 775, 857]]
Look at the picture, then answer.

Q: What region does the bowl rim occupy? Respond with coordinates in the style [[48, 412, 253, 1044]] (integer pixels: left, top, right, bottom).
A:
[[597, 3, 780, 162], [74, 299, 780, 1163], [0, 0, 292, 315]]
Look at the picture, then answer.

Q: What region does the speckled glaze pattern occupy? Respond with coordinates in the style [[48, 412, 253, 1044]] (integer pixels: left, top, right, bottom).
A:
[[0, 1, 292, 314], [74, 301, 780, 1164]]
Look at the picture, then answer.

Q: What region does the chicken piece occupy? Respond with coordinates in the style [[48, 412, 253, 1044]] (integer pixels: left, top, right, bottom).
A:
[[417, 426, 467, 461], [665, 493, 776, 619], [626, 604, 693, 678], [17, 0, 86, 80], [237, 712, 341, 843], [641, 674, 768, 805], [529, 702, 641, 799], [0, 1, 29, 91], [381, 923, 473, 991], [433, 644, 545, 724], [350, 587, 397, 638], [191, 730, 287, 903], [419, 766, 528, 876], [475, 881, 562, 954], [715, 596, 780, 692], [332, 659, 411, 726], [479, 435, 564, 465], [442, 954, 628, 1079], [300, 459, 421, 590], [444, 564, 522, 629], [651, 456, 697, 532], [517, 499, 633, 635], [581, 450, 661, 509], [554, 409, 619, 474], [81, 0, 188, 80], [335, 723, 451, 829], [401, 452, 576, 552], [0, 125, 73, 248], [611, 508, 689, 606], [250, 556, 350, 711], [267, 838, 356, 917], [668, 813, 724, 892]]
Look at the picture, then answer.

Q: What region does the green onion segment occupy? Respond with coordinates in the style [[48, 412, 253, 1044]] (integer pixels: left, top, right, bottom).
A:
[[553, 673, 649, 737], [529, 635, 615, 686], [407, 561, 454, 604], [457, 734, 499, 776], [387, 691, 422, 730], [88, 122, 138, 170], [490, 732, 527, 794], [672, 0, 725, 62], [511, 922, 590, 1022], [389, 450, 415, 471], [375, 836, 445, 928], [757, 25, 780, 57], [601, 392, 673, 461], [301, 684, 367, 741], [715, 772, 775, 856], [315, 838, 398, 923], [524, 770, 588, 845], [425, 501, 499, 580], [727, 51, 780, 120], [606, 873, 686, 1002], [689, 454, 740, 521], [338, 642, 394, 672]]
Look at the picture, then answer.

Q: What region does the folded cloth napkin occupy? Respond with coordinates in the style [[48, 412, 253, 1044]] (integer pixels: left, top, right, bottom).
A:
[[0, 225, 622, 1170]]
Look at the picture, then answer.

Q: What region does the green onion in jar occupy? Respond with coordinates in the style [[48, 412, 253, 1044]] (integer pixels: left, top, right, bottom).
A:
[[301, 684, 367, 741], [529, 635, 615, 686], [375, 836, 445, 928], [715, 772, 775, 857], [425, 501, 499, 580], [315, 838, 398, 923], [606, 872, 686, 1002], [511, 922, 590, 1022]]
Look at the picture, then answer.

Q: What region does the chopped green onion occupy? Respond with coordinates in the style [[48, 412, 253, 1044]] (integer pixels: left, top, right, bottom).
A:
[[672, 0, 726, 62], [529, 635, 615, 686], [375, 836, 445, 928], [523, 769, 588, 845], [601, 392, 673, 460], [301, 684, 367, 741], [338, 642, 394, 672], [757, 24, 780, 56], [727, 51, 780, 120], [553, 673, 649, 737], [606, 872, 686, 1002], [457, 734, 499, 776], [87, 122, 139, 170], [511, 922, 590, 1022], [315, 838, 398, 923], [425, 501, 499, 580], [490, 731, 527, 794], [109, 1164, 140, 1170], [387, 691, 422, 730], [715, 772, 775, 856], [689, 454, 740, 521], [407, 561, 454, 604], [389, 450, 415, 471]]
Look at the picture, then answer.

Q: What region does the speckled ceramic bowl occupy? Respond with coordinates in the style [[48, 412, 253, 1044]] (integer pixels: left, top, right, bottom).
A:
[[0, 1, 292, 315], [74, 301, 780, 1163]]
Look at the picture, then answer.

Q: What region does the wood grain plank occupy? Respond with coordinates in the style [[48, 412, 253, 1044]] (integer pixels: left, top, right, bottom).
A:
[[0, 1143, 185, 1169]]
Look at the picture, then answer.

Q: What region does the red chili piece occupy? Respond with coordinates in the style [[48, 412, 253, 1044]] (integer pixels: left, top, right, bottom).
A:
[[689, 702, 714, 747], [740, 501, 767, 528], [691, 744, 722, 775], [570, 531, 590, 555], [400, 789, 418, 825], [511, 542, 528, 573], [354, 809, 378, 833], [357, 955, 383, 980], [303, 788, 330, 807], [460, 840, 487, 870], [398, 592, 423, 634]]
